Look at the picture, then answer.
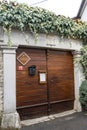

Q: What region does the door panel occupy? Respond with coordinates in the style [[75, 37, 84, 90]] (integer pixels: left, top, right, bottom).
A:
[[16, 48, 74, 119], [47, 50, 74, 114], [16, 48, 48, 119]]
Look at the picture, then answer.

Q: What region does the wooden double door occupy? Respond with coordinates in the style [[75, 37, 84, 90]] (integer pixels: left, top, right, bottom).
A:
[[16, 48, 74, 120]]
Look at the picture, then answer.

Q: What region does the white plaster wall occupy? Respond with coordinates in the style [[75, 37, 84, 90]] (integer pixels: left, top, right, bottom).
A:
[[3, 29, 83, 51], [3, 49, 16, 113], [73, 51, 84, 112], [0, 27, 4, 115], [0, 50, 3, 114], [81, 5, 87, 22], [1, 47, 21, 129]]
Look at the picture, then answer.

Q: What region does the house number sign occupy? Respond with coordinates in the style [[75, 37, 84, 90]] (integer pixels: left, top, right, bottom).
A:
[[18, 66, 24, 71]]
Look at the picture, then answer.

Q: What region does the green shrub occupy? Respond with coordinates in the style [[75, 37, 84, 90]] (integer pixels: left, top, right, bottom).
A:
[[79, 80, 87, 107], [80, 45, 87, 79]]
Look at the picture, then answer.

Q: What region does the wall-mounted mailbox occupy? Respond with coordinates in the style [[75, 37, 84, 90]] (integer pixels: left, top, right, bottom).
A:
[[28, 65, 36, 76]]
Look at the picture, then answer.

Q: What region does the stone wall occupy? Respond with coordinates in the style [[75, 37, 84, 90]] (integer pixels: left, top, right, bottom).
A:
[[0, 50, 3, 115]]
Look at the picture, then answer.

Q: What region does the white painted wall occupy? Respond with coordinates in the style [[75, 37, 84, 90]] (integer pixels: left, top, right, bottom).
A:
[[73, 51, 84, 112], [1, 46, 21, 129], [3, 29, 82, 51], [0, 50, 3, 114], [0, 27, 4, 118], [3, 49, 16, 113]]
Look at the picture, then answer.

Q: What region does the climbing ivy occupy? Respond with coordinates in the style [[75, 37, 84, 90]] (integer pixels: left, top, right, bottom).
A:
[[0, 1, 87, 43], [79, 46, 87, 108], [80, 45, 87, 79]]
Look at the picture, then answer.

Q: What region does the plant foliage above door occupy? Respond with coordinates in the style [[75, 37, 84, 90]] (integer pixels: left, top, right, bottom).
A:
[[0, 1, 87, 44]]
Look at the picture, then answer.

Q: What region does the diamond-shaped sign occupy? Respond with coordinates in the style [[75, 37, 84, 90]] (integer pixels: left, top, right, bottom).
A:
[[17, 52, 31, 65]]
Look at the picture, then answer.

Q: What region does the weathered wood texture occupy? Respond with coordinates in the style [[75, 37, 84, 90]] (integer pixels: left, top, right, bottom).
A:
[[16, 48, 74, 120], [47, 50, 74, 114]]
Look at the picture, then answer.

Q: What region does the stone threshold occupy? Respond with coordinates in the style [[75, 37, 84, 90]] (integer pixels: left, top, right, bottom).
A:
[[21, 110, 76, 126]]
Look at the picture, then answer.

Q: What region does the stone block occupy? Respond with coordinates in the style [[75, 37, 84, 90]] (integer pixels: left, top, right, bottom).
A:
[[1, 112, 21, 129]]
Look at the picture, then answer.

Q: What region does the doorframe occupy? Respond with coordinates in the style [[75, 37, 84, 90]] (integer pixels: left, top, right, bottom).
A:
[[1, 45, 83, 128], [73, 51, 83, 112], [1, 45, 21, 129], [16, 46, 83, 113]]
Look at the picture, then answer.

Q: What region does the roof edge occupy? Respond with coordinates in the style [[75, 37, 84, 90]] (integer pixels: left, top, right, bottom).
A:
[[77, 0, 87, 18]]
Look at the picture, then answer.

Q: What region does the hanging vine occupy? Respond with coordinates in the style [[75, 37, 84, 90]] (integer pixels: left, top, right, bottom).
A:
[[0, 1, 87, 44]]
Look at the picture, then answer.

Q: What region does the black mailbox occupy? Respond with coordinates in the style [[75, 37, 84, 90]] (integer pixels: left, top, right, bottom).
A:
[[28, 65, 36, 76]]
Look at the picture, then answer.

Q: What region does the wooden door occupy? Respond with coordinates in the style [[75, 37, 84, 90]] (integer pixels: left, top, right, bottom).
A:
[[16, 48, 48, 120], [16, 48, 74, 120], [47, 50, 74, 114]]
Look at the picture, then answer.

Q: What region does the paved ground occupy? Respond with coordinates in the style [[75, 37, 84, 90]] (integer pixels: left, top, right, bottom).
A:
[[21, 112, 87, 130]]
